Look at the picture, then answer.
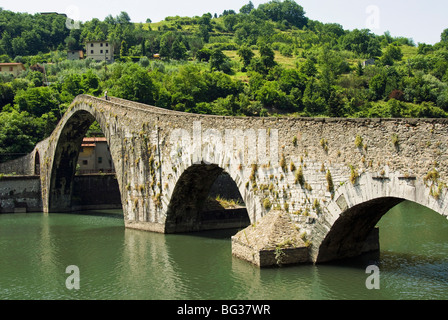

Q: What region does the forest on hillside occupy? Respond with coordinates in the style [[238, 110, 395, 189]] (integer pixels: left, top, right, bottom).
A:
[[1, 0, 448, 160]]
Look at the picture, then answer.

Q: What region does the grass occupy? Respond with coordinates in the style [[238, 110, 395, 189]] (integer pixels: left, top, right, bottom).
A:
[[212, 195, 244, 209], [400, 45, 419, 61]]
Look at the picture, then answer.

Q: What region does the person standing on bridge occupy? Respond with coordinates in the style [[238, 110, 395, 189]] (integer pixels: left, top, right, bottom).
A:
[[104, 90, 108, 101]]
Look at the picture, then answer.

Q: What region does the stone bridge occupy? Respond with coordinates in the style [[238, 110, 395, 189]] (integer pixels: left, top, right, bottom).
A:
[[2, 95, 448, 267]]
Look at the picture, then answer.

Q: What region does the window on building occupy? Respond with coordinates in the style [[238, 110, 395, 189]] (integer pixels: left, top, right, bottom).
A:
[[9, 67, 13, 71], [100, 50, 103, 54], [82, 160, 88, 165], [0, 67, 2, 71], [98, 157, 103, 164], [106, 50, 109, 54], [106, 43, 109, 47], [100, 43, 103, 47], [90, 43, 94, 47], [91, 50, 94, 54]]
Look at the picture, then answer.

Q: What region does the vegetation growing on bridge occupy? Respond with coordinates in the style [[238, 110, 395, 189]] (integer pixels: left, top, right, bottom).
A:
[[1, 2, 448, 160]]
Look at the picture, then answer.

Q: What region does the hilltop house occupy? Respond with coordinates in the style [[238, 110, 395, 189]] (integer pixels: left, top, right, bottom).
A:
[[85, 41, 114, 62], [77, 137, 115, 174], [0, 63, 25, 77], [67, 50, 84, 60]]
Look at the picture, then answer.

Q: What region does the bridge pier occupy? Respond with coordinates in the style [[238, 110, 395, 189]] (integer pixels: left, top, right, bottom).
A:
[[231, 210, 310, 267]]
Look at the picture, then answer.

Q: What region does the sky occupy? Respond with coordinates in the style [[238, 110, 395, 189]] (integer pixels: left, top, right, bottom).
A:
[[1, 0, 447, 45]]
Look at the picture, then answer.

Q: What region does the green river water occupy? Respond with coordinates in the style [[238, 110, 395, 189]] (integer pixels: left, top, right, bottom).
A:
[[1, 201, 447, 300]]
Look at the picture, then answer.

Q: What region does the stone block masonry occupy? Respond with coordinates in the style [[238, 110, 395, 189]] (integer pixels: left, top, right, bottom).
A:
[[0, 176, 42, 213], [2, 95, 448, 266], [231, 210, 309, 267]]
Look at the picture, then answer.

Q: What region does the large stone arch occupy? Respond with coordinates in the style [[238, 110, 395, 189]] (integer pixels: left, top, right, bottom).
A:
[[159, 120, 270, 233], [309, 171, 448, 263], [42, 102, 122, 214], [162, 153, 263, 233]]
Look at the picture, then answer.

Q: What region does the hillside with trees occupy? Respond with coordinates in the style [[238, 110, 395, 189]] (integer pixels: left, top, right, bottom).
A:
[[1, 1, 448, 160]]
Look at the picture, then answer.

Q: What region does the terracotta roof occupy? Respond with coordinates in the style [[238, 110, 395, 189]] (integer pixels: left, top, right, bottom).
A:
[[81, 137, 107, 147], [0, 63, 24, 65], [0, 63, 25, 69], [82, 137, 107, 142]]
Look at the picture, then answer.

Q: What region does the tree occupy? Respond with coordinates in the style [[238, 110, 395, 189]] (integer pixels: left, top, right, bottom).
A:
[[61, 73, 84, 98], [209, 48, 232, 74], [300, 59, 317, 77], [251, 42, 277, 74], [171, 39, 187, 60], [198, 13, 212, 43], [0, 31, 13, 57], [120, 40, 128, 57], [223, 14, 238, 32], [326, 89, 345, 117], [159, 31, 176, 58], [381, 44, 403, 66], [14, 87, 60, 117], [303, 78, 325, 115], [11, 37, 28, 56], [117, 11, 131, 25], [369, 72, 387, 101], [197, 48, 212, 62], [342, 29, 382, 58], [237, 45, 255, 71], [256, 81, 289, 110], [0, 83, 14, 110], [257, 0, 308, 28], [81, 70, 100, 93], [0, 110, 46, 157], [111, 64, 156, 105], [240, 1, 255, 14], [441, 28, 448, 43]]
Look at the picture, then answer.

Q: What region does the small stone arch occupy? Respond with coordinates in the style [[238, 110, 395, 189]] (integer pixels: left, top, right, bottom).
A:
[[310, 171, 448, 263]]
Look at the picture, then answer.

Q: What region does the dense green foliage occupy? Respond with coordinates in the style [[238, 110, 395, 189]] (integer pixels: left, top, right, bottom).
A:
[[1, 2, 448, 160]]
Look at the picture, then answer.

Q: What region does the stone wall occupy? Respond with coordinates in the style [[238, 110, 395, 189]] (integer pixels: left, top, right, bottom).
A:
[[0, 153, 35, 175], [0, 174, 122, 213], [72, 174, 122, 211], [0, 176, 42, 213]]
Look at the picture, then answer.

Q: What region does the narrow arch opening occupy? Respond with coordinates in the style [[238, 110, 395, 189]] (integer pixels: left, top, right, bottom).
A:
[[34, 151, 40, 176], [165, 163, 250, 233], [48, 110, 122, 214]]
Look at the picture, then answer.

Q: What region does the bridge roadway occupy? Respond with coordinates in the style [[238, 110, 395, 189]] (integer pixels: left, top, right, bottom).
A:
[[3, 95, 448, 266]]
